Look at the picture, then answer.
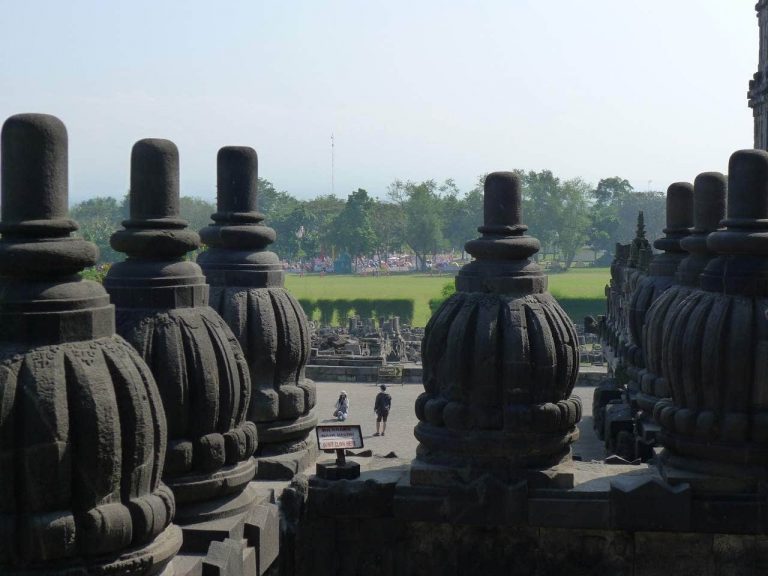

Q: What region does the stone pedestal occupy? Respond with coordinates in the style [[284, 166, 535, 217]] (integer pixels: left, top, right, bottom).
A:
[[198, 146, 317, 480], [0, 114, 181, 574]]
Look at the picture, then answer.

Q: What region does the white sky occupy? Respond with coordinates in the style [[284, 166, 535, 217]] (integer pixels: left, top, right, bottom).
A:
[[0, 0, 759, 203]]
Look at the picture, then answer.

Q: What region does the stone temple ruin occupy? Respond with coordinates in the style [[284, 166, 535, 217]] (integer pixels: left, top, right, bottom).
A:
[[306, 314, 424, 383], [5, 5, 768, 573]]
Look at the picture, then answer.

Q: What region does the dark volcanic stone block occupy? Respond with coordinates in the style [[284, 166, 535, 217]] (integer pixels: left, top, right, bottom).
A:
[[634, 532, 713, 576], [244, 503, 280, 576], [610, 476, 691, 531], [537, 528, 634, 576], [0, 114, 181, 574], [198, 146, 317, 476], [415, 172, 581, 485], [657, 150, 768, 489], [105, 139, 257, 507], [528, 493, 610, 529], [104, 138, 267, 574]]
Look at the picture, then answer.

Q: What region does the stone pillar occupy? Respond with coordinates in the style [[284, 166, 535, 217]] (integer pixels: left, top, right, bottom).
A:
[[413, 172, 581, 486], [750, 0, 768, 150], [198, 146, 317, 480], [0, 115, 181, 574], [640, 174, 726, 413], [626, 184, 693, 387], [656, 150, 768, 491], [104, 140, 262, 556]]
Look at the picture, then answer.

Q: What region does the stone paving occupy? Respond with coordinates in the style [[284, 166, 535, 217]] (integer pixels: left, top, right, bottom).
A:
[[314, 380, 604, 462]]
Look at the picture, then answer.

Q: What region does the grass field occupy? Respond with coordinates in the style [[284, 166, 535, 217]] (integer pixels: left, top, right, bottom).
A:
[[285, 267, 609, 327]]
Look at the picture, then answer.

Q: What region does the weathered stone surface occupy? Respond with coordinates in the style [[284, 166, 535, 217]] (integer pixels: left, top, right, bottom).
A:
[[657, 150, 768, 487], [626, 182, 693, 384], [537, 528, 634, 576], [105, 139, 258, 507], [244, 503, 280, 576], [202, 538, 252, 576], [749, 0, 768, 149], [619, 213, 652, 360], [634, 532, 712, 576], [610, 476, 691, 531], [415, 172, 581, 484], [0, 114, 181, 574], [638, 174, 724, 413], [198, 147, 316, 476], [103, 139, 275, 576]]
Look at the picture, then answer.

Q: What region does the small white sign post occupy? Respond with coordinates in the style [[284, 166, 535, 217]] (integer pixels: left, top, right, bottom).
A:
[[315, 424, 364, 480]]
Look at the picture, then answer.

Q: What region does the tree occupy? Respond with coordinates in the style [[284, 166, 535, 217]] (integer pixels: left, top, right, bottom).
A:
[[586, 176, 666, 261], [304, 195, 345, 257], [617, 191, 666, 249], [371, 200, 405, 259], [180, 196, 216, 232], [518, 170, 561, 259], [513, 171, 592, 269], [330, 189, 378, 266], [388, 180, 445, 272], [257, 177, 299, 219], [592, 177, 633, 207], [555, 178, 592, 268], [440, 177, 483, 257], [71, 196, 127, 263]]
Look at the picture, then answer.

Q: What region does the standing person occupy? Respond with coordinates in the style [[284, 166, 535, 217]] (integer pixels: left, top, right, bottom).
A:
[[373, 384, 392, 436], [333, 391, 349, 421]]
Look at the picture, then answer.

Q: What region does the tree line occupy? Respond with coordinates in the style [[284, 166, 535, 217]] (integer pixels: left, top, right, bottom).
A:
[[71, 172, 666, 271]]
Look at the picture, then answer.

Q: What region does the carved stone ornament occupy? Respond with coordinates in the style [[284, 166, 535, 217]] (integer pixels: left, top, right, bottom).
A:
[[626, 183, 693, 384], [0, 115, 181, 574], [104, 139, 257, 507], [618, 213, 651, 357], [198, 147, 317, 469], [639, 174, 725, 412], [605, 242, 630, 350], [414, 172, 581, 483], [655, 150, 768, 483]]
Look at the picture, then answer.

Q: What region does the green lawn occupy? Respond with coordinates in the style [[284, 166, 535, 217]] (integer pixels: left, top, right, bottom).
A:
[[285, 268, 609, 327]]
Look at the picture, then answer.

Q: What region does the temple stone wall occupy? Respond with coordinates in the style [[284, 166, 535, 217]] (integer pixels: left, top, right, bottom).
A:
[[750, 0, 768, 148], [284, 467, 768, 576]]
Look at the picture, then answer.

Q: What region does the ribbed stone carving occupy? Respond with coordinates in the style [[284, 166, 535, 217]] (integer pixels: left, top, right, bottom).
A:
[[0, 115, 180, 574], [618, 213, 651, 359], [104, 139, 257, 507], [414, 172, 581, 481], [198, 147, 317, 474], [626, 183, 693, 385], [604, 242, 630, 350], [655, 150, 768, 481], [638, 174, 726, 412]]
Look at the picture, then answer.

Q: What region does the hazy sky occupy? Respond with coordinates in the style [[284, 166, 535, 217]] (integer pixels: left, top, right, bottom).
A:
[[0, 1, 759, 204]]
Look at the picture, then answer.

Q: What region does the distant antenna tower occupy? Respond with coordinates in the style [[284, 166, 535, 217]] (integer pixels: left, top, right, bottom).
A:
[[331, 133, 335, 195]]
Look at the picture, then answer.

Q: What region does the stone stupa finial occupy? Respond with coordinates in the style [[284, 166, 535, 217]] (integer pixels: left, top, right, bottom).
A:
[[199, 146, 317, 480], [0, 114, 181, 574], [415, 171, 581, 487], [105, 138, 258, 514], [656, 150, 768, 489]]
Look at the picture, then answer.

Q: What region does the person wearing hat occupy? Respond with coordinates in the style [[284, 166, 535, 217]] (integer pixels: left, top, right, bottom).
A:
[[334, 390, 349, 421], [373, 384, 392, 436]]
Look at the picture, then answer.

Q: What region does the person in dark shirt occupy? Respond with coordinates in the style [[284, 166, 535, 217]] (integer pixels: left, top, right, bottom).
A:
[[373, 384, 392, 436]]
